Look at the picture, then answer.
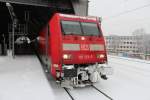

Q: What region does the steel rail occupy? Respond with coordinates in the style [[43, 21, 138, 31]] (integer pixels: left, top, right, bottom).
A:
[[91, 85, 113, 100], [64, 88, 75, 100]]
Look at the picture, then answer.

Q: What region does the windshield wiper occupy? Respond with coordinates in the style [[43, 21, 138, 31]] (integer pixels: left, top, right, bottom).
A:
[[65, 32, 81, 35]]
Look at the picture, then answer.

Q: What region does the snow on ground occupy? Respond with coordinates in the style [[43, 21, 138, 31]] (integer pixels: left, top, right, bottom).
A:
[[0, 56, 70, 100], [66, 86, 109, 100], [0, 55, 150, 100], [94, 55, 150, 100]]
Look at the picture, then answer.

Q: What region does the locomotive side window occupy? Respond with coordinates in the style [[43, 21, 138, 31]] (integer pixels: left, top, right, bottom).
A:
[[61, 21, 82, 35], [81, 22, 100, 36]]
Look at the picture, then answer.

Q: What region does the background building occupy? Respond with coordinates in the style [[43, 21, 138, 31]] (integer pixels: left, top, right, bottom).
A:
[[105, 34, 150, 60]]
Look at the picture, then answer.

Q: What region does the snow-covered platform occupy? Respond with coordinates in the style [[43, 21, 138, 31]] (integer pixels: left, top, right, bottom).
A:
[[0, 55, 150, 100], [0, 56, 70, 100]]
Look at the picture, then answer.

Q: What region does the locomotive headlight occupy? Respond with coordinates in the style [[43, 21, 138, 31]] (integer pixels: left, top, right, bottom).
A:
[[97, 54, 105, 58], [63, 54, 72, 59], [100, 54, 105, 58], [81, 37, 85, 40]]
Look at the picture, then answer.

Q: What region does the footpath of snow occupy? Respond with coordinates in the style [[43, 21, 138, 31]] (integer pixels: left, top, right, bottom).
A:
[[0, 56, 70, 100]]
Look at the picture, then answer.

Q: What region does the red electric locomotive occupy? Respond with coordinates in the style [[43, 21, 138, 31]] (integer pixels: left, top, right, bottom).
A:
[[39, 13, 112, 88]]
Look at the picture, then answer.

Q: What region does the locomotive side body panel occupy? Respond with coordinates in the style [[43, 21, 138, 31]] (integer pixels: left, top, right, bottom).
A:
[[49, 14, 62, 78]]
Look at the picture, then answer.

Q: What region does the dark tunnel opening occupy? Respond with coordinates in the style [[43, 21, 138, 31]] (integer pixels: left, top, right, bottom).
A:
[[0, 0, 74, 55]]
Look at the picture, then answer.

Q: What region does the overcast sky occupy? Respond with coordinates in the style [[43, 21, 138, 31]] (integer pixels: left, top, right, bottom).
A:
[[89, 0, 150, 36]]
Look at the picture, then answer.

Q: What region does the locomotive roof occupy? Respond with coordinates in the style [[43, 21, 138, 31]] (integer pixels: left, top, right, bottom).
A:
[[58, 13, 99, 22]]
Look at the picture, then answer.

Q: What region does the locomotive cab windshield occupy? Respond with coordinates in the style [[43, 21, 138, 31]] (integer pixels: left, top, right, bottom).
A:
[[61, 20, 101, 36]]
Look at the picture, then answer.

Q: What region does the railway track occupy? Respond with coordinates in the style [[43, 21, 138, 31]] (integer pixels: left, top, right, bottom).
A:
[[109, 56, 150, 64], [64, 85, 113, 100], [109, 57, 150, 77], [91, 85, 113, 100], [64, 88, 75, 100]]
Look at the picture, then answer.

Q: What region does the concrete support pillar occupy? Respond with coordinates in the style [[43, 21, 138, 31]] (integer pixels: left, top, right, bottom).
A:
[[72, 0, 89, 16]]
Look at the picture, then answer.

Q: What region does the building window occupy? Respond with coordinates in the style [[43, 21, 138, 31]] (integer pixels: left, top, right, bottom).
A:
[[130, 42, 132, 44]]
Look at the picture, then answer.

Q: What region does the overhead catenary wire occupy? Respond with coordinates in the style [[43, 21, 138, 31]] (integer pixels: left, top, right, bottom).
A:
[[103, 3, 150, 20]]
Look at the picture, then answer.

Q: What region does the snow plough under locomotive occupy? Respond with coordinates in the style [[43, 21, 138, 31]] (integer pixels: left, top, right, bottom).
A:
[[39, 13, 113, 88]]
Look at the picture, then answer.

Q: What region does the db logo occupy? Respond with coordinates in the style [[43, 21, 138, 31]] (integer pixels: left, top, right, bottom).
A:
[[80, 44, 89, 50]]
